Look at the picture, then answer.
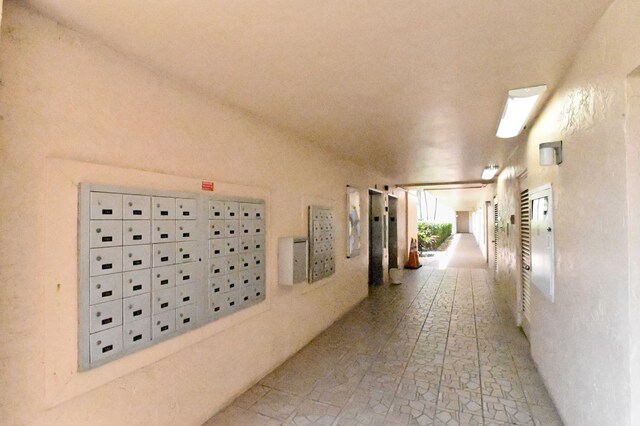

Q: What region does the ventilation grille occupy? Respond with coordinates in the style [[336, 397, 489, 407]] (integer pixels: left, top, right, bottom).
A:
[[520, 189, 531, 319], [494, 201, 498, 274]]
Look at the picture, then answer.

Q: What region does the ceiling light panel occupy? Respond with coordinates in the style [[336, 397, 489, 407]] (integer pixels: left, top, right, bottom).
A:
[[496, 85, 547, 138]]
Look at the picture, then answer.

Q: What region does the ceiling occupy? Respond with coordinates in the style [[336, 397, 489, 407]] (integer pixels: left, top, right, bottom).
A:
[[25, 0, 612, 208]]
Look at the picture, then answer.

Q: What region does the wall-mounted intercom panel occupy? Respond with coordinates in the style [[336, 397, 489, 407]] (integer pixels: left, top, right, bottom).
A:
[[308, 206, 335, 283], [78, 184, 265, 370]]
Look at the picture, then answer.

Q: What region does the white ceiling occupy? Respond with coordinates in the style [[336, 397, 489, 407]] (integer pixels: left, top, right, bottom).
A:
[[25, 0, 612, 207]]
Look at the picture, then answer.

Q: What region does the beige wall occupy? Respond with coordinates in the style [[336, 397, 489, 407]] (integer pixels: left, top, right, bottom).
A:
[[493, 0, 640, 424], [626, 66, 640, 426], [0, 2, 402, 424]]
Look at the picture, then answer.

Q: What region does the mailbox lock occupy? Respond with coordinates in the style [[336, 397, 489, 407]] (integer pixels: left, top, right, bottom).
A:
[[97, 228, 102, 233], [128, 253, 132, 258], [96, 312, 101, 317], [156, 203, 161, 208], [128, 227, 133, 232], [96, 284, 102, 289], [97, 340, 102, 345], [179, 248, 183, 252], [156, 320, 161, 325], [128, 279, 133, 283], [128, 330, 133, 335], [156, 274, 161, 278], [96, 256, 102, 261], [157, 227, 161, 231], [128, 304, 133, 309], [157, 250, 161, 255]]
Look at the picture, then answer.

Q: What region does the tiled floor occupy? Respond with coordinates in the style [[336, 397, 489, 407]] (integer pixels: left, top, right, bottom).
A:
[[204, 253, 562, 425]]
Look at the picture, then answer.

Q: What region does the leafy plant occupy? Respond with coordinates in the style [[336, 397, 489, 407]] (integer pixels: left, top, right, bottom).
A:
[[417, 222, 452, 252]]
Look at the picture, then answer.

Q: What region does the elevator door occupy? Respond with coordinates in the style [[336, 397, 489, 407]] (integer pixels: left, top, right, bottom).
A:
[[388, 195, 398, 270], [369, 190, 384, 285]]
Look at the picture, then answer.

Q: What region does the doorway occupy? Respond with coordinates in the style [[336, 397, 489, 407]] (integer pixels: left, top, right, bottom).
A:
[[388, 195, 398, 270], [368, 189, 384, 285], [456, 211, 470, 233]]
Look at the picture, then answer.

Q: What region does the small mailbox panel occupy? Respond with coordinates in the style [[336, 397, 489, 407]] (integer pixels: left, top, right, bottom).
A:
[[123, 293, 151, 323], [152, 310, 175, 339], [176, 262, 197, 286], [209, 200, 224, 219], [153, 221, 176, 243], [153, 243, 176, 267], [176, 241, 197, 264], [152, 265, 176, 290], [123, 245, 151, 272], [176, 220, 197, 241], [123, 269, 151, 297], [176, 283, 197, 307], [90, 273, 123, 305], [123, 317, 151, 349], [90, 220, 122, 248], [90, 326, 123, 363], [176, 198, 197, 219], [209, 239, 225, 258], [89, 299, 123, 334], [91, 192, 123, 220], [176, 304, 197, 330], [152, 286, 176, 314], [90, 247, 123, 276], [123, 194, 151, 220], [152, 197, 176, 220], [123, 220, 151, 246]]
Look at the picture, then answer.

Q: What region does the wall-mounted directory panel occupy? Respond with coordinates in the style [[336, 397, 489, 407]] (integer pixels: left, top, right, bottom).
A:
[[78, 184, 265, 370], [308, 206, 335, 283]]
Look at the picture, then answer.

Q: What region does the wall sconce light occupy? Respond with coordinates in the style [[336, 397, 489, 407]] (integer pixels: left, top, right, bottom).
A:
[[539, 141, 563, 166]]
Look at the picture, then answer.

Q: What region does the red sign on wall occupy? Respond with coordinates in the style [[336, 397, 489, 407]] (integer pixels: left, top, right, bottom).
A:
[[201, 181, 214, 192]]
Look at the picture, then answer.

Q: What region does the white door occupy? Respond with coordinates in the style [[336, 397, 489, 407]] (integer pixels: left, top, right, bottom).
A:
[[530, 185, 555, 302]]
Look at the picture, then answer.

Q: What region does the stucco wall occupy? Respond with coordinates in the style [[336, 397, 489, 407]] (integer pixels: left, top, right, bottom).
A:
[[0, 2, 400, 424], [626, 66, 640, 426], [494, 0, 640, 423]]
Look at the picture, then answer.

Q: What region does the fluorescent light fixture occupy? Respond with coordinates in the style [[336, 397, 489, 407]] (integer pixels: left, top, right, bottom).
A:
[[481, 165, 499, 180], [496, 85, 547, 138]]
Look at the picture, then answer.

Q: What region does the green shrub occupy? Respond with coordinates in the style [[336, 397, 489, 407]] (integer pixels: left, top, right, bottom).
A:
[[417, 222, 452, 251]]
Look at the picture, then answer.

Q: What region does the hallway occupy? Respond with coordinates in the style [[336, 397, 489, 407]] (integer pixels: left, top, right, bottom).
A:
[[205, 241, 561, 425], [423, 234, 489, 270]]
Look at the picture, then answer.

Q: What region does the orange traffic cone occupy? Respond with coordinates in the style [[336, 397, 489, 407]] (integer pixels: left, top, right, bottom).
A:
[[406, 238, 422, 269]]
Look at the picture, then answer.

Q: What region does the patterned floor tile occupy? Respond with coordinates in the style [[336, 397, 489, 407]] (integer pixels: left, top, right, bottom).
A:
[[433, 408, 483, 426], [232, 384, 271, 409], [250, 389, 304, 421], [203, 265, 562, 426], [437, 386, 483, 416], [284, 398, 341, 425], [483, 395, 534, 425]]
